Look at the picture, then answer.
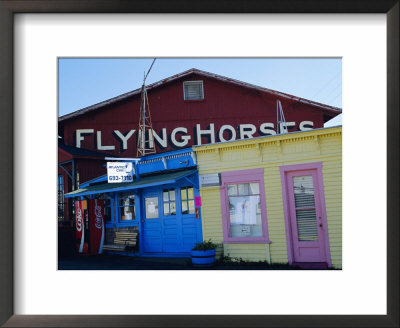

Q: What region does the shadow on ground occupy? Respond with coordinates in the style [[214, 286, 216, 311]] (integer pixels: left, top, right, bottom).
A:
[[58, 254, 305, 270]]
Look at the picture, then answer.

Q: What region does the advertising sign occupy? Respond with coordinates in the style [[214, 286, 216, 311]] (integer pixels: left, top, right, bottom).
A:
[[75, 200, 85, 253], [88, 199, 105, 254], [107, 162, 133, 183]]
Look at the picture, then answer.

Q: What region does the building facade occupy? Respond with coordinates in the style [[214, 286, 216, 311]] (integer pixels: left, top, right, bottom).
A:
[[194, 126, 342, 269], [65, 149, 202, 257]]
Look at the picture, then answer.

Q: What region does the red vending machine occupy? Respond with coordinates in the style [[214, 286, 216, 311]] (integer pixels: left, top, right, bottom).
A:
[[88, 199, 105, 254]]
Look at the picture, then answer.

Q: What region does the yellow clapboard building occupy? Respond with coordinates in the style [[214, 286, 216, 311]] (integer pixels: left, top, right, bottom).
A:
[[193, 126, 342, 269]]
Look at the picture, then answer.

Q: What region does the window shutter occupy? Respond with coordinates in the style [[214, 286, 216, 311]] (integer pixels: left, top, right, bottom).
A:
[[184, 81, 204, 100]]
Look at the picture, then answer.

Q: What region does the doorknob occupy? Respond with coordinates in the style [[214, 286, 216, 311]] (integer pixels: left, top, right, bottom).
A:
[[142, 220, 145, 223], [319, 224, 323, 227]]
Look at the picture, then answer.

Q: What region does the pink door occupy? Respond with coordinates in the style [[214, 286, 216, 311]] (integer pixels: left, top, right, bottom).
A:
[[286, 169, 327, 264]]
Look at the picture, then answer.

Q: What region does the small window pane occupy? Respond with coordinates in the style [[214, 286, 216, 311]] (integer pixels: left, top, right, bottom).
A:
[[181, 202, 188, 214], [227, 184, 237, 196], [121, 208, 134, 221], [163, 203, 170, 216], [119, 194, 134, 206], [229, 195, 262, 237], [293, 176, 315, 208], [187, 187, 194, 199], [238, 184, 249, 196], [163, 191, 169, 201], [249, 183, 259, 195], [169, 190, 175, 201], [296, 209, 318, 241], [188, 200, 195, 214], [181, 189, 187, 200], [170, 202, 176, 215]]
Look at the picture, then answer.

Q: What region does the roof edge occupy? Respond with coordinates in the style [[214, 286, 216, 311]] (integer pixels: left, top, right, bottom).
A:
[[59, 68, 342, 122]]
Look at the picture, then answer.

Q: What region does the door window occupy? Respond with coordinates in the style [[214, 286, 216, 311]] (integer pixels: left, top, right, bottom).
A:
[[163, 189, 176, 216], [145, 197, 159, 219], [181, 187, 195, 214], [293, 176, 318, 241]]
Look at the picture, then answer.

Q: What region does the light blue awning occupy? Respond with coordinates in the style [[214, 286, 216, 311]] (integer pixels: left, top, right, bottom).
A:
[[65, 169, 197, 198]]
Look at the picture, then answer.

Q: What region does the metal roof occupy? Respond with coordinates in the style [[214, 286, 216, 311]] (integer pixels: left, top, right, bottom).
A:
[[65, 168, 197, 197], [59, 68, 342, 122]]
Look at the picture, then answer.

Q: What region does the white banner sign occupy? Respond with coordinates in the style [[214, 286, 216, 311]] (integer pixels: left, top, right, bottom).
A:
[[107, 162, 133, 183], [199, 173, 221, 187]]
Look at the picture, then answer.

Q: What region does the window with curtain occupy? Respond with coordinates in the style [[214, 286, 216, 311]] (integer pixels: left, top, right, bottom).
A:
[[220, 168, 269, 243], [227, 182, 262, 237]]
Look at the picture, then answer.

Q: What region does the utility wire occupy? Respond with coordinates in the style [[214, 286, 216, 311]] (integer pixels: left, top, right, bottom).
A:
[[311, 71, 341, 100], [325, 91, 342, 105], [319, 81, 342, 104]]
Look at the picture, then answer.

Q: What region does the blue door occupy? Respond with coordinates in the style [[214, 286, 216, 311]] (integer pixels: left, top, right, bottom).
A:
[[162, 188, 181, 253], [142, 185, 200, 254], [142, 192, 163, 253]]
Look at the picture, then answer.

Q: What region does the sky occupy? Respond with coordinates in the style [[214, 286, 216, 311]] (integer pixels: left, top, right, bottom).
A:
[[58, 58, 342, 117]]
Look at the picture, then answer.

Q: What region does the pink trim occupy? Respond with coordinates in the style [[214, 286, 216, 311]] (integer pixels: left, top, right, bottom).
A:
[[280, 168, 294, 264], [220, 168, 270, 244], [280, 162, 332, 267]]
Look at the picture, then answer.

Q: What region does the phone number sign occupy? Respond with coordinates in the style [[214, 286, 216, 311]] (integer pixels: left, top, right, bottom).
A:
[[107, 162, 133, 183]]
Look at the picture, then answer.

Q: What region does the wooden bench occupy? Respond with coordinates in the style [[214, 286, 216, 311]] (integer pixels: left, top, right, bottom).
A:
[[102, 231, 138, 254]]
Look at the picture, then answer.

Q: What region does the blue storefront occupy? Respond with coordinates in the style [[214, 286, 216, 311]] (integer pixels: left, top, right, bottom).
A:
[[65, 149, 202, 257]]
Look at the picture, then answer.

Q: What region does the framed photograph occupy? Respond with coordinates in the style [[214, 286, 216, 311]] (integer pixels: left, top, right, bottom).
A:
[[0, 1, 398, 327]]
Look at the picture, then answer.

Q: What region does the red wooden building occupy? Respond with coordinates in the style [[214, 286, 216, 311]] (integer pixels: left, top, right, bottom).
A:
[[58, 68, 341, 224]]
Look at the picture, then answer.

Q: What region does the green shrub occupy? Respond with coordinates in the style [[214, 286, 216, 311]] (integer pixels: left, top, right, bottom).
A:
[[192, 239, 218, 251]]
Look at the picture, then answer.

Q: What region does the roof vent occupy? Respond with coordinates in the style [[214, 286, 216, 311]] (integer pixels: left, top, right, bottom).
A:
[[183, 81, 204, 100]]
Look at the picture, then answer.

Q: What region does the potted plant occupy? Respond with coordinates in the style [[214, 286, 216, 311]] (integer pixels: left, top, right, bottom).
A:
[[191, 239, 218, 266]]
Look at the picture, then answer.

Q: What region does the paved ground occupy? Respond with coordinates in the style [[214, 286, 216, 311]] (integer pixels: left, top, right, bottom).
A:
[[58, 254, 301, 270]]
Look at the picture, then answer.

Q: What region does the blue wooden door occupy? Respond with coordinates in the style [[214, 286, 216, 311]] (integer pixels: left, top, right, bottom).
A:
[[162, 188, 181, 253], [142, 192, 163, 253], [179, 186, 199, 252]]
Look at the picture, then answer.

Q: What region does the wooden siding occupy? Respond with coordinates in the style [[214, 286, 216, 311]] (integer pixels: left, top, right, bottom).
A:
[[195, 127, 342, 268]]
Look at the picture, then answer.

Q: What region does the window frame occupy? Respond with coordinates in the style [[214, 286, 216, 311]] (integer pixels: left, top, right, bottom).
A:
[[183, 80, 204, 101], [220, 168, 270, 244], [180, 186, 195, 215], [117, 192, 136, 222], [163, 188, 177, 216]]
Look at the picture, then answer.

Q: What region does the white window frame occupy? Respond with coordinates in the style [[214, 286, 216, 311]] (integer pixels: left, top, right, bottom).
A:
[[183, 80, 204, 100]]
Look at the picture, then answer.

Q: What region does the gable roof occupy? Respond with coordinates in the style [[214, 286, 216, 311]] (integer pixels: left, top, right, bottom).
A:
[[59, 68, 342, 122]]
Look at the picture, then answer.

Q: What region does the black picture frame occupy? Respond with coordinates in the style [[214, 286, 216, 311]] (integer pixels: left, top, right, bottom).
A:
[[0, 1, 398, 327]]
